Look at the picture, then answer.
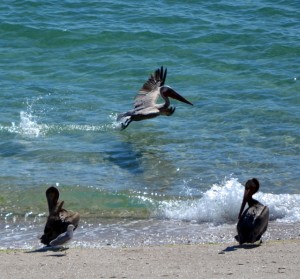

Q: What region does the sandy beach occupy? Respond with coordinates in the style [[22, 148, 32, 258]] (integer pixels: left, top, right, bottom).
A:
[[1, 239, 299, 279]]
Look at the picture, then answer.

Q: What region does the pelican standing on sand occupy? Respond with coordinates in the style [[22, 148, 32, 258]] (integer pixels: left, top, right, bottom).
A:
[[40, 186, 80, 246], [117, 66, 193, 129], [236, 178, 269, 245]]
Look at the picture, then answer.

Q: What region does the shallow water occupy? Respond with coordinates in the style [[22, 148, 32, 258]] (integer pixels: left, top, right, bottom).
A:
[[1, 1, 300, 249]]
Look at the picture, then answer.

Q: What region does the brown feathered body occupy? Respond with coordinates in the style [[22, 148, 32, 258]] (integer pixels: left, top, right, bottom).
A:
[[40, 186, 80, 246], [236, 178, 269, 245], [117, 66, 193, 129]]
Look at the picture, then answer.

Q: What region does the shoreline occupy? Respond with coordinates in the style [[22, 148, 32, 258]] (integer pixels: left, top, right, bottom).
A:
[[2, 220, 300, 250], [1, 238, 299, 278]]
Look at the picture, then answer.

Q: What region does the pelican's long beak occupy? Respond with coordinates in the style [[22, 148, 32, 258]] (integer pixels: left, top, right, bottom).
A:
[[238, 189, 250, 219], [164, 87, 193, 106]]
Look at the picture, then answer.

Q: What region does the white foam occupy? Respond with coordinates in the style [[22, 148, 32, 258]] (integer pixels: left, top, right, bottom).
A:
[[1, 96, 48, 137], [108, 113, 123, 130], [19, 111, 45, 137], [1, 110, 121, 137], [157, 178, 300, 224]]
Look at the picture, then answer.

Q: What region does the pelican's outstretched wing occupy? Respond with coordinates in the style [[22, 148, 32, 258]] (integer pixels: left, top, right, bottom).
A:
[[134, 66, 167, 110]]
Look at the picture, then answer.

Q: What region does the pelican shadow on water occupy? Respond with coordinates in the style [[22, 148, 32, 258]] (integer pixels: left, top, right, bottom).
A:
[[235, 178, 269, 245], [117, 66, 193, 129], [40, 186, 80, 247]]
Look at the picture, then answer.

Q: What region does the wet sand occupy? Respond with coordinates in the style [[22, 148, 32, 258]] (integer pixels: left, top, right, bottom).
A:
[[1, 239, 299, 279]]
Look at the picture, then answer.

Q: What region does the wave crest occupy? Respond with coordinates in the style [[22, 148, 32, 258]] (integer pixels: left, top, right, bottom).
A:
[[155, 178, 300, 224]]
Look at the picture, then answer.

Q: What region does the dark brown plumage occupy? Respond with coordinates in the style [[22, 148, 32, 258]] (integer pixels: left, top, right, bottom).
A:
[[40, 186, 80, 246], [236, 178, 269, 245]]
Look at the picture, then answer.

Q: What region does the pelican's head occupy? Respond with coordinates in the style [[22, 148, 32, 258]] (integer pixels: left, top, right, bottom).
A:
[[238, 178, 260, 219], [245, 178, 260, 195], [67, 224, 75, 232], [160, 86, 193, 106]]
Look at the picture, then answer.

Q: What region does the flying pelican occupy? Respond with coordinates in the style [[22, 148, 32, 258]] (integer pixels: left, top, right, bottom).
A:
[[236, 178, 269, 245], [40, 186, 80, 246], [49, 224, 75, 247], [117, 66, 193, 129]]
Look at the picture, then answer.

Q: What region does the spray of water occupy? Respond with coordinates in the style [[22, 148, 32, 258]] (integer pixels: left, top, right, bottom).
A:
[[0, 99, 122, 137], [154, 177, 300, 224]]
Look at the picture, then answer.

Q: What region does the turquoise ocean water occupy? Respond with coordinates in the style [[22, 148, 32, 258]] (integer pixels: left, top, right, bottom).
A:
[[1, 0, 300, 249]]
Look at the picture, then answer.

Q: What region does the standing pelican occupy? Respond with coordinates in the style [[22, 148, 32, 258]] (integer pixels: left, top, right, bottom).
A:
[[236, 178, 269, 245], [117, 66, 193, 129], [40, 186, 80, 246]]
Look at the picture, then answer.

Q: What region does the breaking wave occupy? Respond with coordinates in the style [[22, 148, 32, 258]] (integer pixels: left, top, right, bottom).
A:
[[155, 178, 300, 224]]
